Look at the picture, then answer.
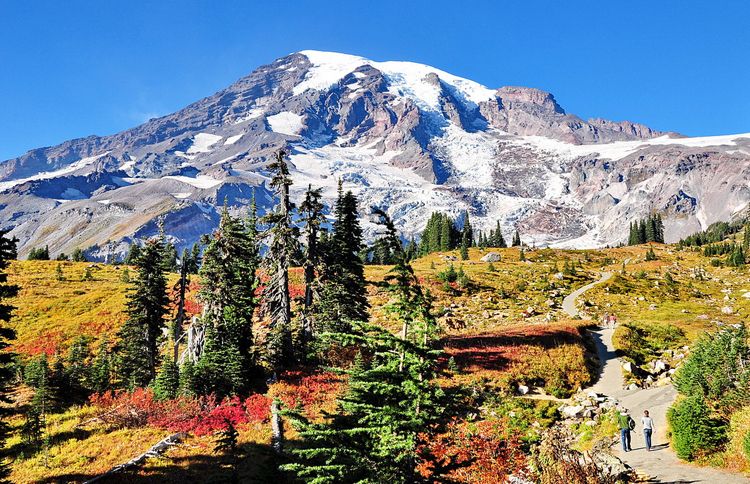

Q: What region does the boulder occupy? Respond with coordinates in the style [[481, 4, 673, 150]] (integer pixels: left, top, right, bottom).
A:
[[622, 361, 633, 373], [653, 360, 668, 373], [480, 252, 501, 262], [722, 306, 734, 314], [561, 405, 584, 418], [517, 384, 529, 395], [626, 383, 639, 391]]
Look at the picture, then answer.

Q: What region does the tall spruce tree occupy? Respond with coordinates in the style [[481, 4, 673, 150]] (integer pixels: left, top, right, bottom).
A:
[[314, 183, 369, 338], [512, 229, 521, 247], [0, 231, 17, 478], [282, 210, 444, 482], [196, 205, 260, 396], [262, 151, 299, 373], [115, 237, 170, 388], [299, 185, 326, 347]]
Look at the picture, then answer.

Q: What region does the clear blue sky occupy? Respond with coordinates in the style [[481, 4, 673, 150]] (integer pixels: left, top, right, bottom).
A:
[[1, 0, 748, 160]]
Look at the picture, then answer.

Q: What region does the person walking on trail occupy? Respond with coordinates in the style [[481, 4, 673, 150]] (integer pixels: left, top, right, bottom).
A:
[[617, 409, 635, 452], [642, 410, 654, 451], [602, 312, 609, 328]]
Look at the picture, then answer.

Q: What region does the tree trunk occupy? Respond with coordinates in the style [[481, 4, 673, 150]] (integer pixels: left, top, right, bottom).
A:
[[271, 400, 284, 454]]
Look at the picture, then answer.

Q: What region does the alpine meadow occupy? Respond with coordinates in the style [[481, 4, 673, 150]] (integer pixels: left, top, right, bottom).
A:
[[1, 3, 750, 483]]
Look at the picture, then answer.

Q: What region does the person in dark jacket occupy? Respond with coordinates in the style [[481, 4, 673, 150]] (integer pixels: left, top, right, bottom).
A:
[[617, 409, 635, 451]]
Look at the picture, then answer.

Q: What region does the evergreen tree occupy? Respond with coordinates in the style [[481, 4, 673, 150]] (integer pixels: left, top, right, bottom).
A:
[[27, 246, 50, 260], [55, 263, 65, 282], [512, 230, 521, 247], [196, 205, 260, 396], [299, 185, 326, 347], [153, 354, 179, 400], [90, 339, 112, 394], [461, 210, 473, 247], [282, 210, 444, 483], [494, 221, 507, 248], [439, 215, 452, 251], [638, 219, 647, 245], [65, 336, 91, 396], [262, 150, 299, 373], [23, 354, 53, 452], [314, 183, 369, 338], [71, 247, 87, 262], [0, 230, 17, 478], [459, 230, 470, 261], [645, 215, 657, 242], [125, 242, 141, 265], [115, 237, 169, 388]]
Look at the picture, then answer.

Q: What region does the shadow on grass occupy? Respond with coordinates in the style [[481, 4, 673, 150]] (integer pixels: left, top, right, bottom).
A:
[[35, 442, 292, 484]]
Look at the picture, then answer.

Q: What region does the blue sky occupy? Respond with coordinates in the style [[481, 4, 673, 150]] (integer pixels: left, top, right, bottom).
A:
[[1, 0, 748, 160]]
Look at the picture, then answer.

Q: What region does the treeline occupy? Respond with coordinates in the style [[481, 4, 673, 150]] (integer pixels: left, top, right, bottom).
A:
[[627, 214, 665, 245], [418, 211, 522, 259], [678, 219, 746, 248]]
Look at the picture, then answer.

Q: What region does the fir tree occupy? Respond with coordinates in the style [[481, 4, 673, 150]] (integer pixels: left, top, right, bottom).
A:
[[55, 263, 65, 282], [0, 230, 17, 478], [125, 242, 141, 265], [196, 205, 260, 396], [638, 219, 647, 245], [90, 339, 112, 394], [299, 185, 326, 347], [27, 245, 50, 260], [282, 210, 445, 482], [262, 150, 299, 373], [459, 231, 470, 261], [71, 247, 87, 262], [153, 354, 179, 400], [315, 184, 369, 338], [115, 237, 169, 388], [461, 210, 473, 247], [512, 230, 521, 247], [65, 336, 91, 397]]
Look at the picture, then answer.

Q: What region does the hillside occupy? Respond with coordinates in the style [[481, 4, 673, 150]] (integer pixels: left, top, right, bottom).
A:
[[5, 240, 750, 482]]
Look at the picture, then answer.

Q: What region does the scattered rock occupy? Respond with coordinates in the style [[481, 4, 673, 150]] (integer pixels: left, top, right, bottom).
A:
[[517, 384, 529, 395], [626, 383, 639, 391], [722, 306, 734, 314], [480, 252, 501, 262]]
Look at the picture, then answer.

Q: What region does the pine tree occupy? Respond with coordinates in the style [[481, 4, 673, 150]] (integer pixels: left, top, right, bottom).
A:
[[27, 245, 50, 260], [494, 221, 507, 248], [282, 210, 444, 482], [315, 183, 369, 338], [262, 150, 299, 373], [71, 247, 87, 262], [299, 185, 326, 347], [196, 205, 260, 396], [90, 339, 112, 394], [153, 354, 179, 400], [439, 215, 452, 251], [65, 336, 91, 397], [461, 210, 473, 247], [460, 230, 470, 261], [638, 219, 647, 245], [125, 242, 141, 265], [55, 263, 65, 281], [645, 215, 657, 243], [115, 237, 169, 388], [0, 230, 17, 477], [512, 230, 521, 247], [23, 354, 53, 452]]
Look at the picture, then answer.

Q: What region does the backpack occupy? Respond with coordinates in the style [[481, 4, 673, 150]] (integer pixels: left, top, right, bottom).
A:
[[628, 416, 636, 430]]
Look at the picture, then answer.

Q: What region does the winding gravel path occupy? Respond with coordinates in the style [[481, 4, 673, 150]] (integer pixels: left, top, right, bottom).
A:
[[564, 272, 748, 482]]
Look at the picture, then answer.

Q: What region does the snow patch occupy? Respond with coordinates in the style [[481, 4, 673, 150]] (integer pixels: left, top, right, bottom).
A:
[[267, 112, 305, 136], [187, 133, 223, 154], [0, 152, 110, 192], [224, 134, 243, 145], [164, 175, 223, 189]]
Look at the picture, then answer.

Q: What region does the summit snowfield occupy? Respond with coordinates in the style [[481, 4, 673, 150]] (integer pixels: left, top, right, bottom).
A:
[[2, 50, 750, 259]]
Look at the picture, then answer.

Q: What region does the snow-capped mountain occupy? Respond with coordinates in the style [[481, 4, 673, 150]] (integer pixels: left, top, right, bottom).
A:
[[2, 50, 750, 259]]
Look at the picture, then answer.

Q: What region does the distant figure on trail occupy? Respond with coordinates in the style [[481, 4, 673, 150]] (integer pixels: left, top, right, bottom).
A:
[[642, 410, 654, 451], [608, 313, 617, 329], [602, 312, 609, 328], [617, 408, 635, 452]]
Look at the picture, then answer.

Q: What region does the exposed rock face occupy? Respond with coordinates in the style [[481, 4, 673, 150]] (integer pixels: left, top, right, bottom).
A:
[[1, 49, 748, 259]]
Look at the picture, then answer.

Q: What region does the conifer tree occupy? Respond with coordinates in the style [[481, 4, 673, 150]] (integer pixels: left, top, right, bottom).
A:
[[0, 231, 17, 478], [638, 219, 647, 245], [23, 354, 53, 452], [153, 354, 179, 400], [90, 339, 112, 394], [461, 210, 473, 247], [115, 237, 169, 388], [262, 150, 299, 372], [125, 243, 141, 265], [460, 230, 470, 261], [299, 185, 325, 346], [282, 210, 444, 482], [512, 229, 521, 247], [71, 247, 87, 262], [196, 205, 259, 396], [55, 263, 65, 281], [65, 336, 91, 397], [315, 183, 369, 338]]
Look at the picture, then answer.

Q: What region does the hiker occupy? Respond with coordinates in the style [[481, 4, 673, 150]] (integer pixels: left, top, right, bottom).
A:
[[608, 313, 617, 329], [642, 410, 654, 451], [617, 408, 635, 452]]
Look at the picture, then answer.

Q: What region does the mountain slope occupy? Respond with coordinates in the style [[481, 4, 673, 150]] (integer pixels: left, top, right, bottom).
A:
[[1, 50, 749, 258]]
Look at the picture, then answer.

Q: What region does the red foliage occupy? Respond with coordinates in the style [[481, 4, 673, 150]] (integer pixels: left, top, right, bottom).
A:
[[16, 330, 63, 356], [271, 371, 343, 416], [89, 388, 272, 435], [417, 419, 526, 483]]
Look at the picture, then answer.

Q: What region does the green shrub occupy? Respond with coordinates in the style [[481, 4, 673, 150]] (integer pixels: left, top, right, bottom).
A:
[[436, 263, 458, 283], [668, 395, 727, 460], [744, 431, 750, 460], [613, 322, 686, 365], [673, 325, 750, 412]]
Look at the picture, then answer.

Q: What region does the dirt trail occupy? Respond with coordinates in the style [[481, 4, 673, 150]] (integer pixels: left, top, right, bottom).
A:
[[565, 273, 748, 482]]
